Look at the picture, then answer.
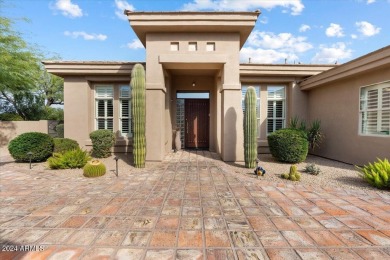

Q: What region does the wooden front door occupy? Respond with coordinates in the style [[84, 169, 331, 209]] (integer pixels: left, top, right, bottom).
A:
[[185, 99, 209, 149]]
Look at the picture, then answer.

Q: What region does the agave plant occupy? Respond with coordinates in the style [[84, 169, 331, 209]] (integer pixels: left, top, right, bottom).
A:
[[307, 120, 324, 150], [356, 158, 390, 189]]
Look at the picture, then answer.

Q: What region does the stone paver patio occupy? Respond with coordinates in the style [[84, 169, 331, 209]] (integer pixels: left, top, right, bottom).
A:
[[1, 150, 390, 260]]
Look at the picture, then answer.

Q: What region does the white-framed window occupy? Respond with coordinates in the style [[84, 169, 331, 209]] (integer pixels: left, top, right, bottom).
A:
[[360, 81, 390, 136], [95, 85, 114, 131], [267, 86, 286, 134], [242, 86, 260, 137], [119, 85, 132, 137]]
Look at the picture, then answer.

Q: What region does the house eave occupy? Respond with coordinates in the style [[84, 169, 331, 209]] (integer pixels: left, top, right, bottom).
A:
[[300, 45, 390, 90], [42, 61, 143, 77], [239, 64, 335, 78]]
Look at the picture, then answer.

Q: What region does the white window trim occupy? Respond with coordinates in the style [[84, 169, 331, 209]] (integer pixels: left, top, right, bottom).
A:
[[119, 85, 132, 137], [95, 85, 114, 131], [359, 80, 390, 137], [267, 86, 286, 135]]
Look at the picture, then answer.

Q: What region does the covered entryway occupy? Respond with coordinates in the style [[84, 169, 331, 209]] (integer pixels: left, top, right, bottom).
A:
[[185, 99, 209, 149]]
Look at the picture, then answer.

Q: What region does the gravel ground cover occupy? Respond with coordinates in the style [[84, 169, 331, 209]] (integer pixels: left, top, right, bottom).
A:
[[0, 150, 386, 194]]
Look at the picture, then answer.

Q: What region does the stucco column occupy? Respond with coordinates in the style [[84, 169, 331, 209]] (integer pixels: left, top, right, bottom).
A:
[[145, 87, 165, 161], [221, 87, 244, 162]]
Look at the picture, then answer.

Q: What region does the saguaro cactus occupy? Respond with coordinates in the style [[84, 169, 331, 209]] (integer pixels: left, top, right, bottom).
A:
[[131, 63, 146, 168], [244, 86, 257, 168]]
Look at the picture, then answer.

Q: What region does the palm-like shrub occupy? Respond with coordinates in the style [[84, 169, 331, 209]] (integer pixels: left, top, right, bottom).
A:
[[8, 132, 54, 162], [89, 130, 115, 158], [53, 138, 79, 153], [267, 129, 308, 163], [47, 149, 91, 169], [356, 158, 390, 189]]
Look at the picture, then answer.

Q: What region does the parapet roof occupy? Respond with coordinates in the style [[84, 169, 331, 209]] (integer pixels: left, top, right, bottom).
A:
[[124, 11, 260, 48]]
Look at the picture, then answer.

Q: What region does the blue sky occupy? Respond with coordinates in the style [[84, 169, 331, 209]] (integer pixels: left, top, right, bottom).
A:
[[3, 0, 389, 64]]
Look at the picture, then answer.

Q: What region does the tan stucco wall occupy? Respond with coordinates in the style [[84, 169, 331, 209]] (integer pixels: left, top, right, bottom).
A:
[[307, 66, 390, 165], [63, 77, 91, 149], [0, 120, 49, 156], [145, 32, 243, 161]]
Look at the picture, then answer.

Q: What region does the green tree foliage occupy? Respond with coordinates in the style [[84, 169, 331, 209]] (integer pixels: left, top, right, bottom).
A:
[[0, 3, 63, 120]]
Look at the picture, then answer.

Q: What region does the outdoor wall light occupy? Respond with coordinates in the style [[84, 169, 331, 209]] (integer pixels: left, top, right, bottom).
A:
[[27, 151, 33, 169], [114, 156, 119, 177], [192, 81, 196, 87]]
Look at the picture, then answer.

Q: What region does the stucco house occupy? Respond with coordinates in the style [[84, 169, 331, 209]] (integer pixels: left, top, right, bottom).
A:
[[43, 11, 390, 166]]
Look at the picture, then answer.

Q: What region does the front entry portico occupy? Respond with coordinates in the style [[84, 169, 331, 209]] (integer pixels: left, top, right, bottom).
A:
[[126, 11, 260, 162]]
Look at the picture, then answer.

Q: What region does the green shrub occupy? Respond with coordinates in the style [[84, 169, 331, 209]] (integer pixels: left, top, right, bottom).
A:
[[281, 165, 301, 181], [56, 124, 64, 138], [89, 130, 115, 158], [268, 128, 308, 163], [8, 132, 54, 162], [0, 113, 23, 121], [53, 138, 79, 153], [356, 158, 390, 189], [47, 149, 91, 169], [83, 160, 106, 177], [289, 116, 324, 150], [304, 163, 321, 175]]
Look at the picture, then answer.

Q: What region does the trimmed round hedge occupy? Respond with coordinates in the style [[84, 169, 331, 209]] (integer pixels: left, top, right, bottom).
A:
[[8, 132, 54, 162], [267, 128, 308, 163], [90, 130, 115, 158], [53, 138, 79, 153]]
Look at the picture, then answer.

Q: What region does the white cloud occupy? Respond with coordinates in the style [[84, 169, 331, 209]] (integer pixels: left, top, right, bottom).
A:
[[259, 17, 268, 24], [53, 0, 83, 18], [115, 0, 135, 20], [312, 42, 352, 63], [351, 34, 358, 39], [240, 47, 298, 63], [64, 31, 107, 41], [247, 31, 313, 53], [299, 24, 311, 32], [240, 31, 312, 63], [182, 0, 304, 15], [356, 21, 381, 37], [325, 23, 344, 37], [127, 39, 144, 49], [367, 0, 376, 4]]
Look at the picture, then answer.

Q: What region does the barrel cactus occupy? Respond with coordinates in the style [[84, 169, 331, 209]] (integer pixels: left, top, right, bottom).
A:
[[131, 63, 146, 168], [244, 86, 258, 168], [83, 160, 106, 177]]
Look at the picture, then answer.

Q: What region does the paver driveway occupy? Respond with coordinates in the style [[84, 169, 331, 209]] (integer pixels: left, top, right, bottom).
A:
[[1, 150, 390, 259]]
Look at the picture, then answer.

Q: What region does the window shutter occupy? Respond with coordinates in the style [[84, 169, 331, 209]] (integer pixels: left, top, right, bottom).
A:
[[383, 87, 390, 109], [96, 86, 113, 98], [120, 86, 130, 98]]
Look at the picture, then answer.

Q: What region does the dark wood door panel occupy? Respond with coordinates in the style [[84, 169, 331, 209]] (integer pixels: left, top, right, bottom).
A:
[[185, 99, 209, 148]]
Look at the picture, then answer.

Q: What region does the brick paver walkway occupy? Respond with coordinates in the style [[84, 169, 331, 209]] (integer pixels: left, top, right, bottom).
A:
[[1, 150, 390, 259]]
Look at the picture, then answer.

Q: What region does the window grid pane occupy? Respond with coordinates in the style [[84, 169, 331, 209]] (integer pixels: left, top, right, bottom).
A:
[[360, 82, 390, 135], [267, 86, 286, 134], [120, 85, 132, 137], [95, 86, 114, 132]]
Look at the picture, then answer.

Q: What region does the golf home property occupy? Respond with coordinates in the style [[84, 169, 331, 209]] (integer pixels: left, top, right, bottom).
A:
[[39, 11, 389, 166]]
